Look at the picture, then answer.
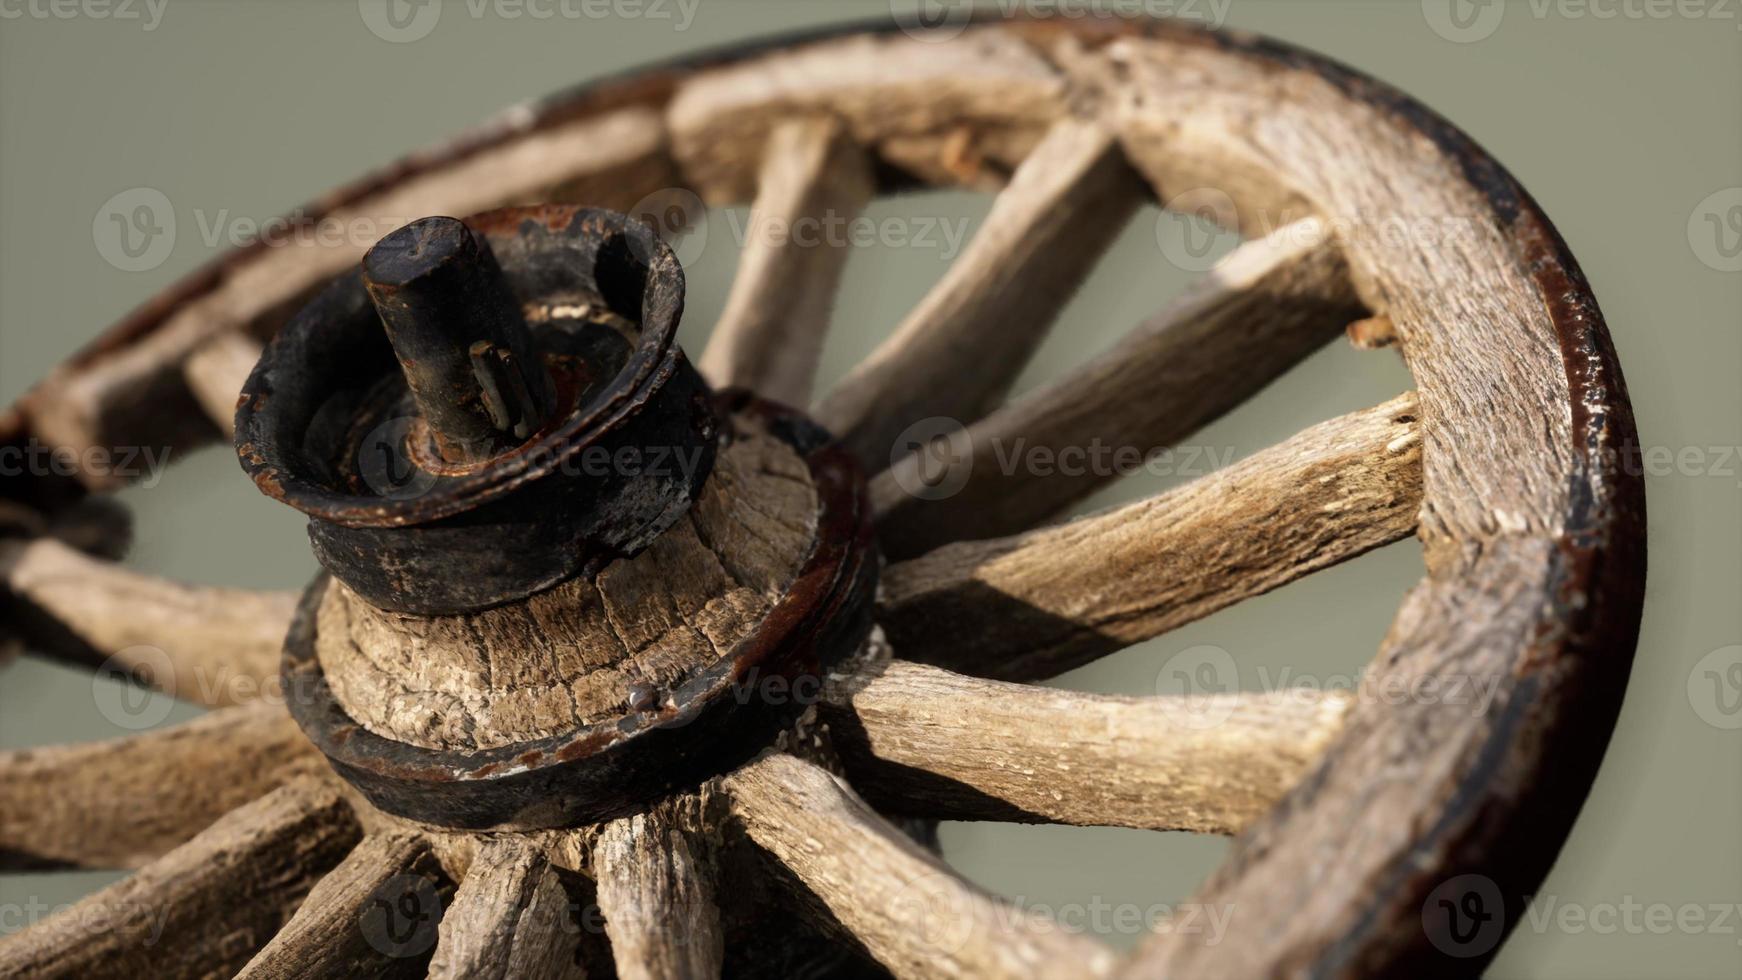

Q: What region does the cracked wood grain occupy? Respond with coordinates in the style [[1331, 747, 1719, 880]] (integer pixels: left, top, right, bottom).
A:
[[815, 117, 1146, 469], [593, 796, 724, 980], [666, 31, 1067, 200], [428, 837, 581, 980], [0, 702, 322, 870], [698, 117, 873, 406], [1031, 28, 1644, 978], [2, 537, 296, 706], [315, 418, 818, 750], [724, 752, 1115, 980], [0, 778, 359, 980], [826, 660, 1352, 833], [871, 216, 1362, 559], [880, 394, 1423, 681], [235, 833, 454, 980]]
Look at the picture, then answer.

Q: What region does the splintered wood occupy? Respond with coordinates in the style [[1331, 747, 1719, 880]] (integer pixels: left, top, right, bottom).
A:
[[880, 395, 1424, 681], [0, 703, 321, 870], [666, 31, 1067, 200], [316, 418, 819, 750], [1, 537, 295, 706], [826, 660, 1352, 834], [0, 779, 360, 979]]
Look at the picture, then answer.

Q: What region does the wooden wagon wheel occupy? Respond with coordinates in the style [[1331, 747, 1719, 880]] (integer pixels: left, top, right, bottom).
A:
[[0, 12, 1645, 980]]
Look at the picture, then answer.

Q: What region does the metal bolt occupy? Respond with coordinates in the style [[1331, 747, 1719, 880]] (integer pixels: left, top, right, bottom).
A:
[[363, 216, 555, 463]]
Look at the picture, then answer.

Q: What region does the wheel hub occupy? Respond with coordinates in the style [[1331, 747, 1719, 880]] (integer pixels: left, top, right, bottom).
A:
[[237, 204, 877, 829]]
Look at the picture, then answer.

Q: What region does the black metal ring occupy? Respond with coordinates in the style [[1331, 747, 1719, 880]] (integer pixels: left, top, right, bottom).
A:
[[235, 206, 716, 615]]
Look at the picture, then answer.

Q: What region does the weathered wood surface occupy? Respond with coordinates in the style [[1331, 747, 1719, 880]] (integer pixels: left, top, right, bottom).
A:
[[667, 32, 1066, 200], [1038, 28, 1644, 978], [593, 797, 725, 980], [19, 108, 673, 486], [317, 420, 818, 750], [1, 538, 295, 705], [0, 778, 359, 980], [183, 330, 264, 437], [236, 833, 452, 980], [724, 752, 1114, 980], [0, 702, 321, 870], [698, 117, 872, 406], [0, 20, 1643, 980], [815, 117, 1145, 468], [880, 394, 1423, 681], [826, 660, 1351, 833], [428, 838, 581, 980], [871, 216, 1361, 559]]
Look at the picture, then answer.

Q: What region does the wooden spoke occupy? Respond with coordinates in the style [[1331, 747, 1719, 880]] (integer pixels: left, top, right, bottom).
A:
[[723, 752, 1114, 980], [0, 702, 321, 871], [2, 537, 295, 705], [0, 495, 131, 561], [814, 118, 1146, 467], [697, 117, 873, 406], [880, 394, 1423, 681], [592, 799, 725, 980], [0, 778, 359, 979], [18, 107, 673, 492], [825, 660, 1351, 833], [183, 330, 264, 437], [872, 217, 1363, 558], [667, 31, 1067, 200], [236, 833, 454, 979], [428, 838, 581, 980]]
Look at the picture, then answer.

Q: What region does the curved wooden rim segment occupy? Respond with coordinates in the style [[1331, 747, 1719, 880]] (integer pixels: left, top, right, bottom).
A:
[[0, 14, 1644, 978]]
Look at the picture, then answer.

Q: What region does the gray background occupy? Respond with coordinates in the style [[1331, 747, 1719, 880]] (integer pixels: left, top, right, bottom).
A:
[[1, 1, 1738, 976]]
